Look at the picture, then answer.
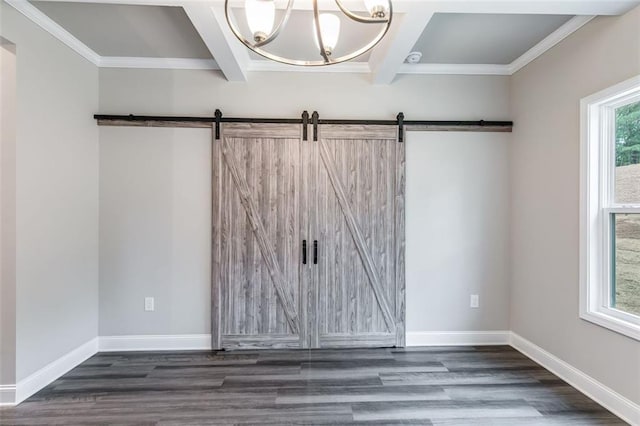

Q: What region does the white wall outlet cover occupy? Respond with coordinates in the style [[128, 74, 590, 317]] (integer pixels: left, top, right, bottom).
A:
[[470, 294, 480, 308], [144, 297, 155, 312]]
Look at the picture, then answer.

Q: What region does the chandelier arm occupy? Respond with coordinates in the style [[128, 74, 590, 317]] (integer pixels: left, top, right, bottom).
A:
[[254, 0, 295, 48], [224, 0, 393, 66], [247, 19, 389, 66], [224, 0, 258, 49], [333, 0, 390, 24], [313, 0, 331, 64]]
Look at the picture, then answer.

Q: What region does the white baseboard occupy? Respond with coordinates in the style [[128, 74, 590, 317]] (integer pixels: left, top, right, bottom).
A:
[[407, 330, 511, 346], [98, 334, 212, 352], [0, 384, 17, 407], [510, 332, 640, 426], [14, 337, 98, 405], [100, 332, 508, 351]]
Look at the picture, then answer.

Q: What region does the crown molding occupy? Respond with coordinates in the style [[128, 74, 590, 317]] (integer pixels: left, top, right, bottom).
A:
[[508, 15, 595, 74], [247, 59, 372, 74], [99, 56, 219, 70], [398, 63, 511, 76], [4, 0, 100, 65]]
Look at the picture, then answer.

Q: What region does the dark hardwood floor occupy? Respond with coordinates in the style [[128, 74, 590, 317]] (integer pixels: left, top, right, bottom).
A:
[[0, 346, 625, 425]]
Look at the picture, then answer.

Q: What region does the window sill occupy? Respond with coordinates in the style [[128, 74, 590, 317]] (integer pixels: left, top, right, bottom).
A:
[[580, 309, 640, 341]]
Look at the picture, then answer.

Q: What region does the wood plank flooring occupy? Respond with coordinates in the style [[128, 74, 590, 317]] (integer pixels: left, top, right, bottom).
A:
[[0, 346, 625, 425]]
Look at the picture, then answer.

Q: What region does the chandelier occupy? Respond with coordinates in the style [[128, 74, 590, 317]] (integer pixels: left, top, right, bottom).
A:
[[224, 0, 393, 66]]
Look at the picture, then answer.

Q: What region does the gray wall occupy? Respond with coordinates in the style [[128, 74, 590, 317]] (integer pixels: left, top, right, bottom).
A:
[[98, 69, 510, 120], [510, 8, 640, 405], [1, 42, 17, 393], [0, 3, 99, 382], [406, 131, 510, 332], [99, 127, 211, 335], [98, 69, 511, 336]]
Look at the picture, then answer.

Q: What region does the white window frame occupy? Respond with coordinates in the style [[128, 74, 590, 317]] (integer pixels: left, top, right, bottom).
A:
[[580, 75, 640, 341]]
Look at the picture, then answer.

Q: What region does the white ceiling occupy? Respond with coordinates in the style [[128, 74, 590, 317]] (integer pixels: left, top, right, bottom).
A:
[[413, 13, 572, 65], [9, 0, 640, 83]]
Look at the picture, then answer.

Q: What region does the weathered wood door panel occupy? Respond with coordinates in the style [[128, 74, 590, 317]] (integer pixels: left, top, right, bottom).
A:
[[212, 124, 303, 349], [313, 125, 405, 348], [212, 123, 405, 350]]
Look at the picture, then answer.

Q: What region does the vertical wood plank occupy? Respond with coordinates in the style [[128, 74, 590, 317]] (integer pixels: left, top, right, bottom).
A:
[[249, 138, 260, 335], [211, 125, 222, 350], [382, 137, 394, 335], [260, 138, 271, 334], [320, 139, 330, 340], [221, 138, 231, 335], [238, 139, 248, 335], [347, 139, 357, 335], [299, 130, 310, 348], [310, 135, 320, 348], [274, 139, 285, 334], [341, 141, 350, 335], [395, 136, 406, 347], [372, 139, 382, 332], [361, 139, 373, 333]]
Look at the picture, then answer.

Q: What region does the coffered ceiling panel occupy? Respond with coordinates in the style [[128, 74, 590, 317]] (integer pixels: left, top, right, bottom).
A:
[[413, 13, 573, 65], [31, 2, 212, 59]]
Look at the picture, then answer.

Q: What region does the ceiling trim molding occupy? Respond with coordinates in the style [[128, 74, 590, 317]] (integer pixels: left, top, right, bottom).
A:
[[398, 63, 510, 76], [99, 57, 219, 70], [4, 0, 101, 65], [248, 60, 371, 74], [508, 15, 596, 74]]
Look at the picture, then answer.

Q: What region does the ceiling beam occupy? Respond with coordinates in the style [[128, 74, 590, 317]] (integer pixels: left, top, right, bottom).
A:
[[368, 4, 435, 85], [183, 3, 249, 81]]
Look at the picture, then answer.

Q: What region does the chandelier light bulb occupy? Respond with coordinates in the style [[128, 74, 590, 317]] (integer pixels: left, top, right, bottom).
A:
[[226, 0, 392, 66], [363, 0, 389, 18], [245, 0, 276, 42], [314, 13, 341, 56]]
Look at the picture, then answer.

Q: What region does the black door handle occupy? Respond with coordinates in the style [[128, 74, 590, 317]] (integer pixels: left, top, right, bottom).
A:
[[302, 240, 307, 265], [313, 240, 318, 265]]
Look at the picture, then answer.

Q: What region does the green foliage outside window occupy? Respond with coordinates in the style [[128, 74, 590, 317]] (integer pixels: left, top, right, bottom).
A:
[[616, 101, 640, 166]]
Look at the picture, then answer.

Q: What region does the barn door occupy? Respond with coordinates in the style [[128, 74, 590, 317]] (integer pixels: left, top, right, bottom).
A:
[[212, 123, 304, 349], [212, 122, 405, 350], [312, 125, 405, 348]]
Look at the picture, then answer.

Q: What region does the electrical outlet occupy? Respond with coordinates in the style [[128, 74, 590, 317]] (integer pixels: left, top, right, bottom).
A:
[[144, 297, 155, 312], [470, 294, 479, 308]]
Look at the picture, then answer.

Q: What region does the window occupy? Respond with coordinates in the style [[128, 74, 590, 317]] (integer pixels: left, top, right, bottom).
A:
[[581, 75, 640, 341]]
